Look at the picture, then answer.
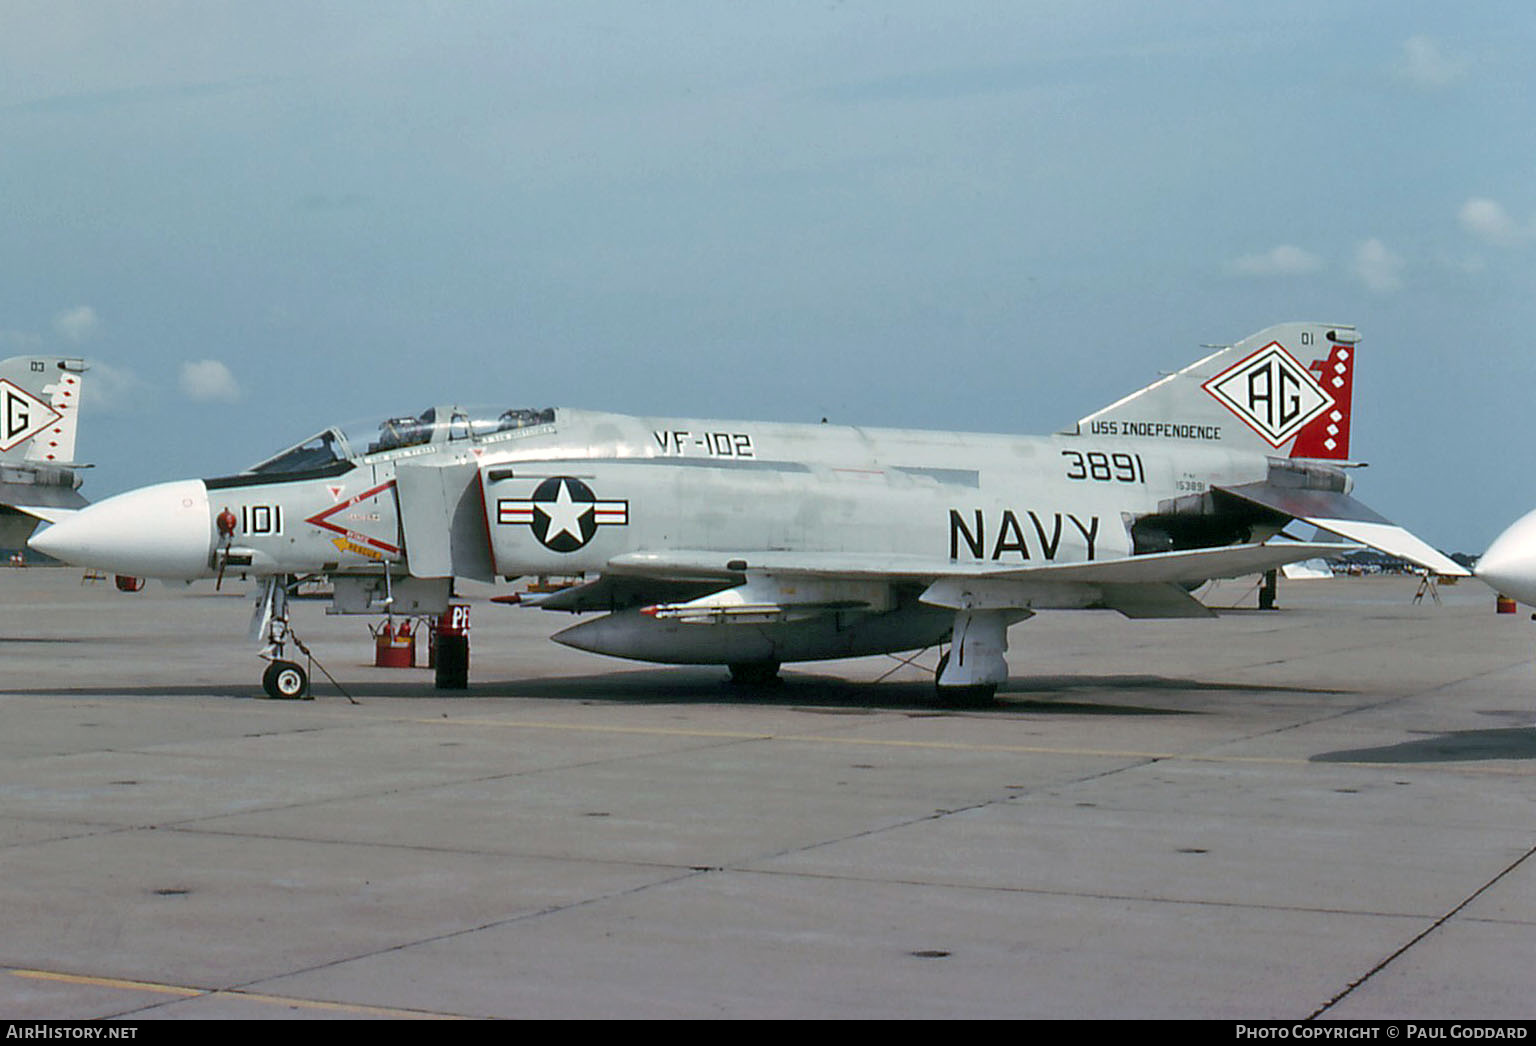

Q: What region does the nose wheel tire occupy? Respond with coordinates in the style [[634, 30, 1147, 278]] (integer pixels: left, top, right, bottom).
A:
[[262, 660, 309, 700]]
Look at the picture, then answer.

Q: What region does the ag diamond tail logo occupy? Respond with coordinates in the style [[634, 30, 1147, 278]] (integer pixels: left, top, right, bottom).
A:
[[1202, 342, 1334, 447], [0, 380, 62, 452]]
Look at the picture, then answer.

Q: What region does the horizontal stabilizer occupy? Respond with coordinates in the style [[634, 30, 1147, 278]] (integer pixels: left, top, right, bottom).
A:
[[1304, 519, 1467, 577], [1217, 482, 1467, 577]]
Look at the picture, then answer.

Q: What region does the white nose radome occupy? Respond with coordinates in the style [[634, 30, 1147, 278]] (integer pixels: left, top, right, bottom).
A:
[[29, 479, 213, 579], [1477, 508, 1536, 607]]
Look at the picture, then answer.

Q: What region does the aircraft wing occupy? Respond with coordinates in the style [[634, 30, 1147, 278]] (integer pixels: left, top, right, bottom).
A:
[[0, 497, 82, 550], [605, 541, 1347, 586], [0, 487, 85, 515], [1214, 482, 1468, 577], [566, 541, 1351, 621]]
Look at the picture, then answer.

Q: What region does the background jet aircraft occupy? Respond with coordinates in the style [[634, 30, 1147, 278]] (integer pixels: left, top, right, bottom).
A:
[[1475, 510, 1536, 607], [0, 355, 88, 550], [29, 322, 1464, 701]]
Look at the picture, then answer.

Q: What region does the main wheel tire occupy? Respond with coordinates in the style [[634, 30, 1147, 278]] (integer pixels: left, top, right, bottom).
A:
[[936, 683, 998, 707], [934, 652, 997, 706], [262, 660, 309, 700], [728, 661, 782, 686]]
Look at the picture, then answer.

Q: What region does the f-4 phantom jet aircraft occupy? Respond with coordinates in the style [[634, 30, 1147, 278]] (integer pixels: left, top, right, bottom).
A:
[[28, 323, 1465, 700], [1474, 511, 1536, 607]]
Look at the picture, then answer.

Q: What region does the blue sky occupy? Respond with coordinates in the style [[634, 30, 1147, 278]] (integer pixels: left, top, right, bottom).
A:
[[2, 2, 1531, 552]]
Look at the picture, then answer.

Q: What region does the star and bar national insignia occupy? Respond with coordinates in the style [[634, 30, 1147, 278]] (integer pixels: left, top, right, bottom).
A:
[[497, 477, 628, 552]]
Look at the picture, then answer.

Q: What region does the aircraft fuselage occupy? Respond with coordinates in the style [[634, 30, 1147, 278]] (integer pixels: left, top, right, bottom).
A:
[[103, 409, 1285, 587]]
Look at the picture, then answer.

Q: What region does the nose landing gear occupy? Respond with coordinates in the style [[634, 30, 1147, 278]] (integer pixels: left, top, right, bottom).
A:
[[254, 575, 312, 700], [251, 575, 357, 702]]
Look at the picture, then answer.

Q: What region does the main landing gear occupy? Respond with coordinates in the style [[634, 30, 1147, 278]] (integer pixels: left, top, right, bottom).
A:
[[932, 652, 996, 706], [932, 608, 1012, 706]]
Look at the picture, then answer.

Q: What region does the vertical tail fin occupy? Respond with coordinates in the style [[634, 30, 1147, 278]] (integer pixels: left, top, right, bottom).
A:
[[1070, 323, 1358, 459], [0, 357, 89, 548], [0, 356, 87, 466]]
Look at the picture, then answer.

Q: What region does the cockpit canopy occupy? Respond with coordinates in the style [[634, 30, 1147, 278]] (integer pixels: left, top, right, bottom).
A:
[[247, 405, 556, 476]]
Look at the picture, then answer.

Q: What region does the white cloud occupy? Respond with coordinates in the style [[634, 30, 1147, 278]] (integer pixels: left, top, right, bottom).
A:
[[1398, 36, 1462, 89], [1458, 197, 1530, 246], [53, 305, 99, 344], [88, 361, 153, 414], [178, 359, 241, 403], [1230, 245, 1323, 278], [1352, 239, 1404, 293]]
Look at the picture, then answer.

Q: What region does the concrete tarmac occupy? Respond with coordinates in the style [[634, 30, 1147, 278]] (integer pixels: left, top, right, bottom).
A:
[[0, 567, 1532, 1019]]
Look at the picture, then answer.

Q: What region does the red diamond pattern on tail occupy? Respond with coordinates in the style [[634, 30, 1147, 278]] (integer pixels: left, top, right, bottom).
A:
[[1289, 341, 1355, 460]]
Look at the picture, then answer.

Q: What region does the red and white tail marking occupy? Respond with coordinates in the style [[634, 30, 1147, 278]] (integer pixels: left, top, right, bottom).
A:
[[1289, 337, 1354, 460], [1073, 323, 1358, 458]]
